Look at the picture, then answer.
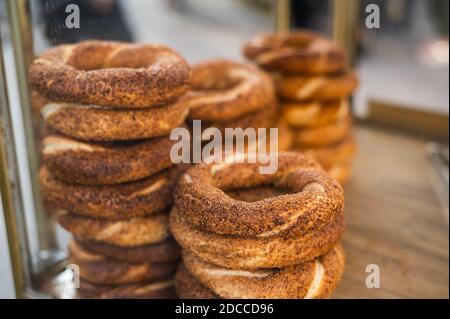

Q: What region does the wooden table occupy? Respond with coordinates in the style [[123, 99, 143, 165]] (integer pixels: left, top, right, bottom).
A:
[[333, 125, 449, 298]]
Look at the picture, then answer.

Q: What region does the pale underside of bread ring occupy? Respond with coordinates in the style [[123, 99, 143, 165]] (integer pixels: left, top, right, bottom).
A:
[[175, 152, 344, 237], [40, 100, 189, 142], [42, 134, 176, 185], [69, 240, 178, 285], [57, 211, 170, 247], [181, 246, 345, 299], [170, 207, 344, 269], [29, 40, 191, 108], [40, 165, 185, 219], [185, 59, 275, 122]]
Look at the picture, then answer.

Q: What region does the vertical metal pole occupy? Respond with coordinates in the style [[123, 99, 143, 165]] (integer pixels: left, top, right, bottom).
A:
[[275, 0, 291, 32], [332, 0, 360, 65], [6, 0, 58, 252], [0, 33, 30, 299]]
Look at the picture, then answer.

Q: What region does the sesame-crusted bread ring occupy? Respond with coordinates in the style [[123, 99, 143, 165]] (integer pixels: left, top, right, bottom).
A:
[[40, 166, 185, 219], [42, 134, 176, 185], [327, 162, 352, 186], [174, 152, 344, 237], [195, 102, 277, 135], [180, 246, 345, 299], [57, 211, 170, 247], [78, 278, 176, 299], [243, 31, 346, 75], [295, 136, 356, 170], [183, 59, 275, 122], [274, 71, 358, 101], [175, 264, 219, 299], [273, 119, 294, 152], [69, 240, 178, 286], [170, 207, 344, 269], [29, 41, 191, 108], [39, 100, 189, 142], [292, 117, 352, 147], [282, 99, 349, 128], [77, 237, 180, 263]]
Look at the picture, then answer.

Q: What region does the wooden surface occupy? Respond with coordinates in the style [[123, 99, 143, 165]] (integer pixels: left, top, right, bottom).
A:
[[333, 125, 449, 298]]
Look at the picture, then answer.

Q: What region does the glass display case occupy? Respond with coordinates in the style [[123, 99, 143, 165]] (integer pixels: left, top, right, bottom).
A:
[[1, 0, 448, 299]]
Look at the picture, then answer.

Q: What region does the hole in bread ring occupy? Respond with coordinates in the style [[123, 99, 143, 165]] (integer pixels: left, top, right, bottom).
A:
[[29, 41, 191, 108], [174, 152, 344, 237], [243, 31, 346, 75]]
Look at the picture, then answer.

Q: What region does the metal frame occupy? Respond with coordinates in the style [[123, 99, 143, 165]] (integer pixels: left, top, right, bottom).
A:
[[332, 0, 360, 64], [6, 0, 58, 253], [0, 30, 30, 299], [275, 0, 291, 32]]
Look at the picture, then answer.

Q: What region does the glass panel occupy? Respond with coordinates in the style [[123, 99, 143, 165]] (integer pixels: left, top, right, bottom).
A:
[[1, 0, 278, 298]]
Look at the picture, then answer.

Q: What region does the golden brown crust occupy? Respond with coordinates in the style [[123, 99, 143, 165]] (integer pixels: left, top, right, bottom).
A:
[[274, 71, 358, 101], [274, 119, 293, 152], [182, 246, 345, 299], [327, 162, 352, 186], [281, 100, 349, 128], [294, 136, 356, 169], [40, 166, 184, 219], [57, 212, 171, 247], [292, 117, 352, 147], [183, 59, 275, 121], [38, 100, 189, 142], [190, 117, 292, 161], [174, 152, 344, 237], [29, 41, 191, 108], [196, 102, 277, 135], [175, 264, 219, 299], [78, 279, 177, 299], [170, 207, 344, 269], [69, 240, 178, 285], [77, 237, 181, 263], [243, 31, 346, 75], [42, 134, 176, 185]]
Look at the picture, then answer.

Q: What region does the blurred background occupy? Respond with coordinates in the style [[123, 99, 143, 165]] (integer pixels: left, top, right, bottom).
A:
[[0, 0, 448, 298]]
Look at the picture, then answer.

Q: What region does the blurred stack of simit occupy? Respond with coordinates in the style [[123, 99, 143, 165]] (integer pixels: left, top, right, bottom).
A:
[[243, 31, 358, 184], [171, 152, 346, 299], [181, 59, 293, 154], [29, 40, 191, 298]]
